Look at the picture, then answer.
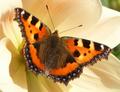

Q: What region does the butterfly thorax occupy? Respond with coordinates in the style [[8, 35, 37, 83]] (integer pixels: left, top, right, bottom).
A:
[[38, 31, 69, 70]]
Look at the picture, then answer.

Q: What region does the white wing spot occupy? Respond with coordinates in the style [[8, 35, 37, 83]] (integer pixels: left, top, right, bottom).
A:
[[21, 11, 25, 15], [101, 45, 104, 50]]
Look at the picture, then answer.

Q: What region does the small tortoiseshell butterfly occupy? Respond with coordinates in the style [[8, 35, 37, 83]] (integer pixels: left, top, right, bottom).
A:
[[14, 8, 111, 85]]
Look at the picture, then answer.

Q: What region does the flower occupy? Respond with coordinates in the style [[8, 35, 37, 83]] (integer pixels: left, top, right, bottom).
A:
[[0, 0, 120, 92]]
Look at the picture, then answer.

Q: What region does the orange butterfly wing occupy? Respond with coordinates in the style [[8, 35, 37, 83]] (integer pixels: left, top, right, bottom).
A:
[[23, 41, 82, 85], [62, 37, 111, 65], [14, 8, 51, 74], [14, 8, 51, 44], [46, 37, 111, 85], [14, 7, 51, 74], [15, 8, 111, 85]]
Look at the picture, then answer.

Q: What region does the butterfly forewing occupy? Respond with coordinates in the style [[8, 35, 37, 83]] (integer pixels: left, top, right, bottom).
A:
[[62, 37, 111, 66], [14, 8, 51, 44]]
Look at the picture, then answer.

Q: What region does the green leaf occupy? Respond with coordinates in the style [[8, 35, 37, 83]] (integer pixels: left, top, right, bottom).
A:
[[112, 44, 120, 60], [101, 0, 109, 7]]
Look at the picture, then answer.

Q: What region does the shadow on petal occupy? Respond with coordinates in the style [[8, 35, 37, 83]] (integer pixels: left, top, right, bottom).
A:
[[26, 70, 71, 92], [5, 38, 27, 89], [0, 22, 4, 39], [89, 54, 120, 89], [69, 54, 120, 92], [0, 89, 2, 92]]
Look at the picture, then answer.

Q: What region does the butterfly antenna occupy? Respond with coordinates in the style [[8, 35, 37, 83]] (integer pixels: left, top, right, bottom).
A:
[[59, 24, 83, 34], [46, 4, 56, 30]]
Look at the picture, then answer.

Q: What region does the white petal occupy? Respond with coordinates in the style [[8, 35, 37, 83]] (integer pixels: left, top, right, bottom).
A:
[[0, 0, 22, 18], [63, 7, 120, 48], [26, 70, 70, 92], [70, 54, 120, 92], [100, 7, 120, 20], [22, 0, 102, 31], [0, 0, 22, 48], [81, 16, 120, 48], [0, 38, 13, 84], [0, 38, 27, 92], [1, 11, 23, 48], [4, 38, 27, 89]]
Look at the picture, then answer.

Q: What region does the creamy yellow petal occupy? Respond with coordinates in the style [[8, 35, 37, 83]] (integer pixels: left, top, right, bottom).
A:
[[0, 0, 22, 18], [0, 22, 5, 39], [70, 54, 120, 92], [63, 7, 120, 48], [78, 15, 120, 48], [0, 38, 27, 92], [26, 70, 71, 92], [22, 0, 102, 32], [101, 7, 120, 20], [0, 0, 22, 48]]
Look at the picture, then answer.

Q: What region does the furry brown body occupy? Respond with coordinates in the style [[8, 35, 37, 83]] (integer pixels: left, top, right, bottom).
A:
[[38, 31, 69, 70]]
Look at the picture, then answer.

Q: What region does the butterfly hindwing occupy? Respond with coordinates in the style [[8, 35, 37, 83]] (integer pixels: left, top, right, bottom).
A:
[[24, 42, 83, 85], [14, 8, 51, 44], [48, 56, 83, 85], [23, 43, 45, 74], [62, 37, 111, 66]]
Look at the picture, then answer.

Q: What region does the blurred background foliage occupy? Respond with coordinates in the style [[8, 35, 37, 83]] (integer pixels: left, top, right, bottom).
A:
[[101, 0, 120, 11], [101, 0, 120, 60]]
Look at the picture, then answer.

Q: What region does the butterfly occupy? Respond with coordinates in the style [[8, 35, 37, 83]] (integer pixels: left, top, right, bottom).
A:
[[14, 7, 111, 85]]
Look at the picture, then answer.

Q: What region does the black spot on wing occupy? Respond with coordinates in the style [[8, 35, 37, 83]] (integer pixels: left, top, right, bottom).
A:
[[31, 16, 39, 25], [30, 30, 32, 33], [33, 42, 40, 51], [28, 25, 31, 28], [74, 39, 78, 46], [39, 23, 43, 30], [66, 55, 75, 63], [88, 50, 91, 53], [49, 64, 83, 85], [23, 11, 30, 20], [34, 33, 38, 40], [94, 42, 102, 51], [82, 39, 90, 48], [83, 53, 87, 56], [73, 50, 80, 57]]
